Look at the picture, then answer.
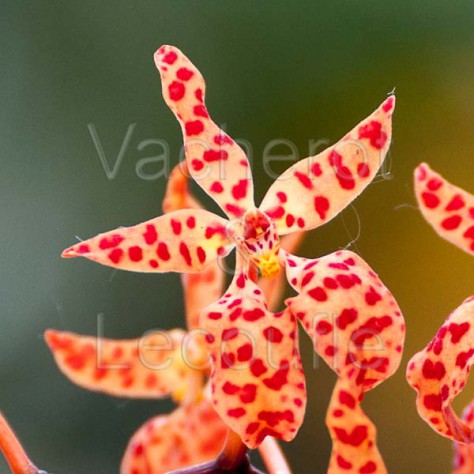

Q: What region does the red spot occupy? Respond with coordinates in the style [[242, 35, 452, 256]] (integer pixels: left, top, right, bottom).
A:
[[359, 461, 377, 473], [208, 311, 222, 320], [186, 216, 196, 228], [179, 242, 192, 266], [237, 343, 253, 362], [446, 194, 465, 211], [382, 96, 394, 113], [168, 81, 185, 101], [171, 219, 182, 235], [185, 120, 204, 136], [337, 308, 358, 330], [308, 287, 327, 301], [421, 192, 440, 209], [339, 390, 356, 409], [251, 359, 267, 377], [333, 425, 368, 446], [357, 162, 370, 178], [227, 408, 246, 418], [203, 149, 228, 162], [246, 422, 260, 435], [240, 384, 257, 403], [423, 394, 442, 411], [427, 178, 443, 191], [65, 354, 86, 371], [365, 287, 382, 306], [191, 159, 204, 171], [143, 225, 157, 245], [277, 191, 287, 202], [162, 51, 177, 64], [263, 365, 288, 390], [358, 120, 387, 150], [441, 215, 462, 230], [157, 242, 171, 260], [294, 171, 313, 189], [236, 274, 245, 288], [128, 246, 143, 262], [258, 410, 294, 427], [263, 326, 283, 343], [214, 134, 233, 145], [99, 234, 124, 250], [108, 248, 123, 264], [222, 381, 240, 395], [176, 67, 194, 81], [265, 206, 285, 220], [243, 308, 265, 321], [225, 204, 245, 217], [449, 322, 470, 343], [193, 105, 209, 118], [197, 246, 206, 264], [311, 162, 322, 176], [145, 374, 157, 389], [323, 277, 338, 289], [231, 180, 248, 200], [422, 359, 446, 380], [316, 320, 332, 335], [76, 244, 90, 254], [222, 328, 239, 341], [286, 214, 295, 227], [336, 455, 353, 470], [149, 259, 158, 268], [314, 196, 330, 220], [329, 150, 355, 190], [195, 88, 203, 102]]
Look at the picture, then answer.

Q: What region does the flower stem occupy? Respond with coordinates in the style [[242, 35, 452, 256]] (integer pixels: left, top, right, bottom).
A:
[[216, 430, 248, 470], [258, 437, 292, 474], [0, 412, 41, 474]]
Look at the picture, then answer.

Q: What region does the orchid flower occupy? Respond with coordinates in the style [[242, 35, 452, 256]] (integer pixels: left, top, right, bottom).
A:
[[47, 165, 302, 474], [408, 164, 474, 472], [0, 412, 46, 474], [59, 45, 405, 470]]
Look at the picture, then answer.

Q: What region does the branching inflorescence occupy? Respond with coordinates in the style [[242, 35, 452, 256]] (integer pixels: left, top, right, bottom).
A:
[[42, 46, 407, 473]]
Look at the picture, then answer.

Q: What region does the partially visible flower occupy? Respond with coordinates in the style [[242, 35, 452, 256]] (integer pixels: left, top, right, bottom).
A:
[[453, 402, 474, 474], [407, 297, 474, 442], [60, 45, 401, 454], [414, 163, 474, 256]]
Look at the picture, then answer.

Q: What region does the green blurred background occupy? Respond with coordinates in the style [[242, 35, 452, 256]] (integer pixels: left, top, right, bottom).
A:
[[2, 1, 474, 472]]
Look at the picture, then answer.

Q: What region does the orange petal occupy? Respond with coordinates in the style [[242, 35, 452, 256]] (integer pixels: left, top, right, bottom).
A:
[[155, 45, 254, 219], [327, 376, 386, 474], [407, 297, 474, 442], [45, 329, 205, 399], [121, 399, 227, 474], [200, 258, 306, 449], [61, 209, 233, 273], [414, 163, 474, 256], [285, 250, 405, 388], [453, 402, 474, 474], [162, 162, 202, 214], [260, 96, 395, 235]]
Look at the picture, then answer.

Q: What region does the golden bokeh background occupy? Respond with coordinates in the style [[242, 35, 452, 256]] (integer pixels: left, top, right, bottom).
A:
[[2, 2, 474, 472]]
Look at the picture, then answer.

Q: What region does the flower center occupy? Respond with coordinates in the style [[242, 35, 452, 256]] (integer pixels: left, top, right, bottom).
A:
[[233, 209, 281, 278]]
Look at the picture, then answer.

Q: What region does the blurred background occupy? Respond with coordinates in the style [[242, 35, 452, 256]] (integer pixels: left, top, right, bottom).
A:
[[2, 1, 474, 472]]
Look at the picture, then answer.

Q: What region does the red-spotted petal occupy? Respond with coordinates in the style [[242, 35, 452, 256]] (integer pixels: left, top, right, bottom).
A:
[[200, 260, 306, 449], [155, 45, 254, 219], [453, 402, 474, 474], [45, 329, 205, 399], [327, 376, 387, 474], [415, 163, 474, 256], [260, 96, 395, 235], [121, 399, 227, 474], [285, 249, 405, 388], [61, 209, 233, 273], [407, 297, 474, 442]]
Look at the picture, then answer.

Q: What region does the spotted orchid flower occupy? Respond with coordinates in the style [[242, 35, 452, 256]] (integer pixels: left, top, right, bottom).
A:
[[410, 164, 474, 471], [60, 45, 403, 462], [47, 165, 302, 473]]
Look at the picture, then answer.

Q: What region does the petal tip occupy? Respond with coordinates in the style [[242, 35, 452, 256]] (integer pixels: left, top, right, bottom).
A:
[[381, 94, 396, 115]]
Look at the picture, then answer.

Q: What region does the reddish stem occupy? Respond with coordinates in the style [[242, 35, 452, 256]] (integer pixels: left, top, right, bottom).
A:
[[0, 412, 42, 474], [258, 437, 292, 474]]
